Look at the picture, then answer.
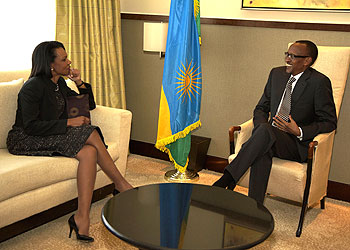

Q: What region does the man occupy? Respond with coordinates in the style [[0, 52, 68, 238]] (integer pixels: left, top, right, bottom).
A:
[[213, 40, 337, 204]]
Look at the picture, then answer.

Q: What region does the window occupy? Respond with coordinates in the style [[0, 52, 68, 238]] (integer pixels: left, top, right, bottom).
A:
[[0, 0, 55, 70]]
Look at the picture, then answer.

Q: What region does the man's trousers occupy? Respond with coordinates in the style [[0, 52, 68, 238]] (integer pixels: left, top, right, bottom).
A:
[[225, 123, 306, 203]]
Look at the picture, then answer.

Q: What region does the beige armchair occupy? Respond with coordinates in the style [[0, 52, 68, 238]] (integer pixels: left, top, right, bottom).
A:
[[228, 45, 350, 237]]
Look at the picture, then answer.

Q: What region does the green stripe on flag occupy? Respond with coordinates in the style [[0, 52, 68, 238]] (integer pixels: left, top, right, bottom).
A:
[[166, 133, 192, 169]]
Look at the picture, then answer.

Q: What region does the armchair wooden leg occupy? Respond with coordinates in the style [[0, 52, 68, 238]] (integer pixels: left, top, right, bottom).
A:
[[298, 196, 325, 236], [297, 197, 325, 236], [296, 174, 311, 237], [296, 198, 309, 237], [320, 197, 325, 209], [296, 142, 316, 237]]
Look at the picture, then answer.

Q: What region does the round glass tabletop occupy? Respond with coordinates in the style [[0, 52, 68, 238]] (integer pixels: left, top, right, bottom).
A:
[[102, 183, 274, 250]]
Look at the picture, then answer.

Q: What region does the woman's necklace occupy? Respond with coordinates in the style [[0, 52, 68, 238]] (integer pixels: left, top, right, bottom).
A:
[[54, 83, 59, 92], [51, 76, 60, 92]]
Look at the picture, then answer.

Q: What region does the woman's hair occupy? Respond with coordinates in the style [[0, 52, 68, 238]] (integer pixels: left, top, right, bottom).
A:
[[29, 41, 65, 78]]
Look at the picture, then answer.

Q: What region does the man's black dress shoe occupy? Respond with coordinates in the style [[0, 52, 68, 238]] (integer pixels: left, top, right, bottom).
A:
[[213, 170, 235, 190], [227, 180, 236, 190], [113, 189, 120, 196]]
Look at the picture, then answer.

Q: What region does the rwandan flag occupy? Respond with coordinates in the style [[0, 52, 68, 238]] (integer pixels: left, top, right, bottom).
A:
[[155, 0, 202, 173]]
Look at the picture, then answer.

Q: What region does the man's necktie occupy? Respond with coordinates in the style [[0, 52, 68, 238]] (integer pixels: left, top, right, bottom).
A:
[[273, 77, 296, 125]]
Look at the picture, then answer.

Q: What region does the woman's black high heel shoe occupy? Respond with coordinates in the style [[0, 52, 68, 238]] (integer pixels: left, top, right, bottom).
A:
[[68, 214, 94, 242]]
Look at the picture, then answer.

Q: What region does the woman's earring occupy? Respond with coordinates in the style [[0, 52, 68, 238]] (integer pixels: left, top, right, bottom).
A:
[[51, 68, 54, 71]]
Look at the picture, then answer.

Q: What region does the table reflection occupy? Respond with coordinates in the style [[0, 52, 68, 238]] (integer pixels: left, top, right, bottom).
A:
[[159, 183, 193, 248]]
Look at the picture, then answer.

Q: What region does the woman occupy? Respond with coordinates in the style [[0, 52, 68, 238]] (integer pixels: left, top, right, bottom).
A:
[[7, 41, 133, 242]]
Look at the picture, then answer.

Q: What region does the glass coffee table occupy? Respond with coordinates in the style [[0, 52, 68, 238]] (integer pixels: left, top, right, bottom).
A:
[[102, 183, 274, 250]]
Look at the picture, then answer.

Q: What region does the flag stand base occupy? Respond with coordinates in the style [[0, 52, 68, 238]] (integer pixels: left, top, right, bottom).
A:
[[164, 169, 199, 182]]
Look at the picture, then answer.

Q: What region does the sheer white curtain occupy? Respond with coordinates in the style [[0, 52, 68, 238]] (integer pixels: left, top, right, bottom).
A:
[[0, 1, 56, 71]]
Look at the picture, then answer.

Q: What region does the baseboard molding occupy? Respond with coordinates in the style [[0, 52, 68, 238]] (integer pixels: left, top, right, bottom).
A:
[[327, 181, 350, 202], [130, 139, 350, 203], [130, 139, 170, 162], [129, 139, 228, 173], [0, 184, 114, 243]]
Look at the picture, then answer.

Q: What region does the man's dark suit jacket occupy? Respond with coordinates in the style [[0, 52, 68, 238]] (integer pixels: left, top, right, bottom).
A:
[[13, 76, 96, 137], [253, 66, 337, 161]]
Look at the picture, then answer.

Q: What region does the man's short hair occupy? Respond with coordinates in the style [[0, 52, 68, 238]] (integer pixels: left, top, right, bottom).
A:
[[295, 40, 318, 66]]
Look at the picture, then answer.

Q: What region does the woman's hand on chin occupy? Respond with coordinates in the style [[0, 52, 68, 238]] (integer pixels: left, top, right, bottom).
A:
[[68, 68, 83, 85]]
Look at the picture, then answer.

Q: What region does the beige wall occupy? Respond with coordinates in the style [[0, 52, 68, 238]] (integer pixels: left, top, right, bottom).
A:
[[121, 18, 350, 184]]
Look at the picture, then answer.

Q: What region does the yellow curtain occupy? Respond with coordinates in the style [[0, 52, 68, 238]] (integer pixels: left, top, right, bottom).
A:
[[56, 0, 126, 109]]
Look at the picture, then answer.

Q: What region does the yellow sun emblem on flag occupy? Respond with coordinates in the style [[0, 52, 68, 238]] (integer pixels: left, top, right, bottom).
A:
[[175, 60, 202, 103], [194, 0, 200, 19]]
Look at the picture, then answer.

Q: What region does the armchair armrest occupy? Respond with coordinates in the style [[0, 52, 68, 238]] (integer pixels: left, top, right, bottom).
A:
[[308, 131, 336, 179], [229, 119, 253, 155], [308, 131, 335, 203], [312, 131, 335, 146], [90, 105, 132, 176]]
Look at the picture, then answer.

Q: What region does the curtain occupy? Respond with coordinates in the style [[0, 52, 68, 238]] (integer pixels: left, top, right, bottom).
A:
[[56, 0, 126, 109]]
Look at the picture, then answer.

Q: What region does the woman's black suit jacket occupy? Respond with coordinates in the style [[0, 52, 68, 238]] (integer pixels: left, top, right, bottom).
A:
[[13, 76, 96, 136]]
